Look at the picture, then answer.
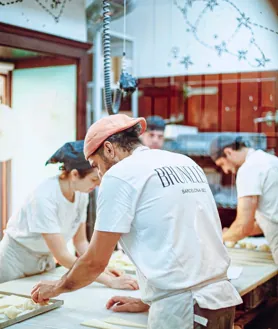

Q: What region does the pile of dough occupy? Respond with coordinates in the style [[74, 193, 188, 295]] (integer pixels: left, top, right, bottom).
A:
[[0, 295, 42, 320], [81, 319, 121, 329], [259, 244, 270, 252], [0, 295, 28, 309], [245, 243, 256, 250], [4, 306, 23, 320], [105, 316, 147, 328], [109, 251, 136, 272], [22, 299, 40, 311], [238, 241, 246, 249], [225, 241, 236, 248]]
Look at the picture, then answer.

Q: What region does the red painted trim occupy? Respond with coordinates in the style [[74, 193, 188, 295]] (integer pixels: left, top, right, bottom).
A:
[[200, 75, 205, 131], [167, 76, 171, 119], [14, 56, 77, 69], [236, 72, 241, 132], [151, 77, 155, 116], [218, 73, 222, 132], [257, 72, 262, 133], [76, 55, 88, 140]]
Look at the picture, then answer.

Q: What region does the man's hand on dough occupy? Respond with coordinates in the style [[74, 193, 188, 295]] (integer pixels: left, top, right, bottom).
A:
[[31, 280, 61, 304], [106, 296, 149, 313]]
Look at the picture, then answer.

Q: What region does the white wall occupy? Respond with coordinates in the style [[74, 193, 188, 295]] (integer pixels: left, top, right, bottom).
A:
[[111, 0, 278, 77], [11, 65, 76, 212], [0, 0, 87, 42]]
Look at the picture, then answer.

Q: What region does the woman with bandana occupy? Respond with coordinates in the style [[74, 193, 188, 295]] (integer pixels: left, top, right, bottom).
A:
[[0, 140, 138, 291]]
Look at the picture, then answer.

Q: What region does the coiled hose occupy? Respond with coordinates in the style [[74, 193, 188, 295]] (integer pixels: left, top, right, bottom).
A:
[[103, 0, 122, 115]]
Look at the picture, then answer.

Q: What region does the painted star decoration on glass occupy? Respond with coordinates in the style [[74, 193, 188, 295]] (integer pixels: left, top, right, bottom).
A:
[[171, 0, 275, 69], [237, 13, 251, 29], [206, 0, 219, 11], [215, 42, 228, 56], [50, 0, 62, 9], [237, 50, 248, 60], [256, 56, 270, 67], [185, 0, 195, 7], [180, 56, 194, 69]]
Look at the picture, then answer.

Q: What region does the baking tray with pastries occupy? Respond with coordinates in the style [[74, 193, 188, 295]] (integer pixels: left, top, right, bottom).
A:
[[224, 237, 271, 252], [225, 237, 274, 264], [0, 291, 63, 328]]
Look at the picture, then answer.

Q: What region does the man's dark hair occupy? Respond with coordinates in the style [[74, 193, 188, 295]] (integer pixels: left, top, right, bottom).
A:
[[96, 122, 142, 156], [146, 116, 166, 132], [210, 135, 250, 161]]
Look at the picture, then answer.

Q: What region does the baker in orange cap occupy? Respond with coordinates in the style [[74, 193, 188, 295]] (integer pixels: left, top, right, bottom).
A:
[[32, 114, 242, 329]]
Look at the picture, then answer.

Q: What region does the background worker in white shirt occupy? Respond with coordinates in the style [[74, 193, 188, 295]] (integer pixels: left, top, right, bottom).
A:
[[0, 140, 138, 290], [31, 115, 241, 329], [141, 115, 165, 149], [210, 135, 278, 264]]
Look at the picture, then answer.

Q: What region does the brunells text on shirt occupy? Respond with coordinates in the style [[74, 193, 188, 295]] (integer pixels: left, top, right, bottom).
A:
[[154, 165, 208, 188]]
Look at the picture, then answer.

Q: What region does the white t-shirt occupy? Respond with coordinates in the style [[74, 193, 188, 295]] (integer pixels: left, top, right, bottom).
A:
[[236, 149, 278, 223], [236, 149, 278, 264], [6, 176, 89, 253], [96, 146, 242, 308]]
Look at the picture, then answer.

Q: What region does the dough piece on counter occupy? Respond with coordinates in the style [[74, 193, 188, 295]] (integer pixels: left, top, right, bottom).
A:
[[105, 316, 147, 328], [0, 295, 28, 309], [81, 319, 121, 329], [4, 306, 22, 319], [22, 299, 40, 311], [245, 243, 256, 250], [259, 244, 270, 252], [225, 241, 236, 248], [238, 241, 246, 249]]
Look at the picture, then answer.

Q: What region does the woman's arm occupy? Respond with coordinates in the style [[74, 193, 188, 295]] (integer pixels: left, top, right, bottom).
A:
[[42, 233, 77, 269], [72, 223, 90, 256]]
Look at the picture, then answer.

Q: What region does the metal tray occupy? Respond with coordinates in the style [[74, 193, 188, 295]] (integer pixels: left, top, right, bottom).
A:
[[0, 291, 63, 328]]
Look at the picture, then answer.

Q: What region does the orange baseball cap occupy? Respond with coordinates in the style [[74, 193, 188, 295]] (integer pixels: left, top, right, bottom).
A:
[[84, 114, 147, 160]]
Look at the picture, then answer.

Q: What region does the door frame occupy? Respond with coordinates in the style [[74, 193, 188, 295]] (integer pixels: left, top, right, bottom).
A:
[[0, 23, 92, 231], [0, 22, 92, 139]]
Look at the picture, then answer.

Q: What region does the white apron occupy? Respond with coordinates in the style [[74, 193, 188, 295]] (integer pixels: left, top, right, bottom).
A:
[[146, 275, 229, 329], [0, 233, 55, 283], [256, 212, 278, 265], [148, 291, 195, 329]]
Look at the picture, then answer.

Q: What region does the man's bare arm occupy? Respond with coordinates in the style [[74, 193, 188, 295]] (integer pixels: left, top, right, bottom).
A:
[[223, 196, 258, 242], [58, 231, 121, 292]]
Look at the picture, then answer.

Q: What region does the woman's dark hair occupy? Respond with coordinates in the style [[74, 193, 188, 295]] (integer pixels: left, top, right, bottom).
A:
[[96, 122, 142, 157]]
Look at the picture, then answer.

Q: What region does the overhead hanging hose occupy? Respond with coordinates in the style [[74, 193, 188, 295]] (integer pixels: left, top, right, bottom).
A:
[[103, 0, 121, 115], [102, 0, 138, 115]]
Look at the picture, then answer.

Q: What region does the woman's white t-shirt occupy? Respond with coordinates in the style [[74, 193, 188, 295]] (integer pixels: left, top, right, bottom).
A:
[[5, 176, 89, 253]]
